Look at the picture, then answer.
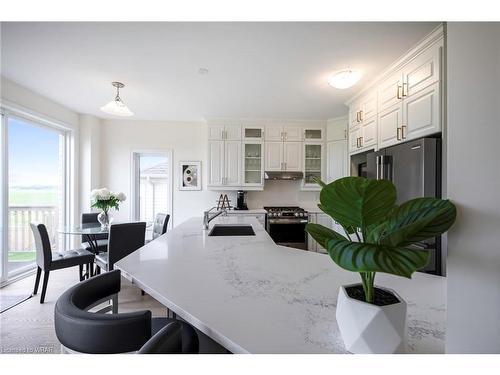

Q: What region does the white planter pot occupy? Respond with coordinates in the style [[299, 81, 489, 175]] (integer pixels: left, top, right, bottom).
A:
[[336, 284, 407, 354]]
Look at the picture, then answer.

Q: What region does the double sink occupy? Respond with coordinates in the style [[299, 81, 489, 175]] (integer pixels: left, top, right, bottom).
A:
[[208, 225, 255, 236]]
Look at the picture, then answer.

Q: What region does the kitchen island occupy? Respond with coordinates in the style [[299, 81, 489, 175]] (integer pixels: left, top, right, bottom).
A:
[[116, 215, 445, 354]]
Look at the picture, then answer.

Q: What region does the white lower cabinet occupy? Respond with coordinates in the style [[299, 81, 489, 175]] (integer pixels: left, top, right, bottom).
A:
[[308, 213, 334, 254]]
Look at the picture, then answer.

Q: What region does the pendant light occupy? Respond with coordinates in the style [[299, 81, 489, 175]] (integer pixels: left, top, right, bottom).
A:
[[328, 69, 362, 89], [100, 81, 134, 117]]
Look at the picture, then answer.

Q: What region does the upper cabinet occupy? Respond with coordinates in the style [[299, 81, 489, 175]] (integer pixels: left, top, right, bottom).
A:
[[243, 126, 264, 141], [208, 124, 241, 141], [265, 125, 302, 142], [348, 26, 444, 155], [303, 127, 324, 142], [265, 141, 302, 172]]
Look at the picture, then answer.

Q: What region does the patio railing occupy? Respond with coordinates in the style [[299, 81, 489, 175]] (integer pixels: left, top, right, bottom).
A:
[[8, 205, 59, 253]]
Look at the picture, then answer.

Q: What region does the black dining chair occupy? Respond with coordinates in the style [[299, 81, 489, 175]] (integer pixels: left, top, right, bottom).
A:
[[54, 270, 199, 354], [94, 222, 146, 273], [30, 223, 95, 303], [81, 213, 108, 253]]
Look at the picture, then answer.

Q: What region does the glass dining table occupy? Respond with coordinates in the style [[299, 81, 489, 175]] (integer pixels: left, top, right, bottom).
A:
[[58, 222, 152, 254]]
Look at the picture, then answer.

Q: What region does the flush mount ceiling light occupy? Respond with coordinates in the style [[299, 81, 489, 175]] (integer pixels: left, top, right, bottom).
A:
[[100, 81, 134, 117], [328, 69, 362, 89]]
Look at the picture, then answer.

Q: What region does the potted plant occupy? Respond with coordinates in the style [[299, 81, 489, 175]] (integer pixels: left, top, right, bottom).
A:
[[305, 176, 456, 354], [91, 188, 126, 229]]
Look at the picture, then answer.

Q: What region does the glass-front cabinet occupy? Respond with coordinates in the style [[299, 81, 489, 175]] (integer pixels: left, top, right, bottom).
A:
[[243, 126, 264, 141], [303, 143, 323, 189], [303, 127, 324, 141], [243, 142, 264, 186]]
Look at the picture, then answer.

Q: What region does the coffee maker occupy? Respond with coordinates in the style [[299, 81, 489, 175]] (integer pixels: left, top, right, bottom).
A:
[[235, 190, 248, 210]]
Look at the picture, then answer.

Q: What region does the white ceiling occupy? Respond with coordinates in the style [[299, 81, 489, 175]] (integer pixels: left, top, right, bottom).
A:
[[1, 22, 438, 121]]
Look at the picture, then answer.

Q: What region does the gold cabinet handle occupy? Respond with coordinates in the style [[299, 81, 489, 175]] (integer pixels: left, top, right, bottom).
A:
[[397, 127, 402, 141], [355, 112, 359, 123], [359, 136, 363, 147], [397, 85, 403, 99], [402, 125, 407, 139], [403, 82, 408, 97], [359, 110, 363, 122]]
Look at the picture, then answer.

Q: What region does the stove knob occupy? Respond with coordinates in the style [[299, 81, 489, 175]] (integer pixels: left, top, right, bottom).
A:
[[294, 212, 299, 217], [299, 212, 304, 217]]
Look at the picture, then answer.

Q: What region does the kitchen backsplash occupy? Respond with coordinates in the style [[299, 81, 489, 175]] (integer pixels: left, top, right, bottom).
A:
[[245, 180, 320, 208]]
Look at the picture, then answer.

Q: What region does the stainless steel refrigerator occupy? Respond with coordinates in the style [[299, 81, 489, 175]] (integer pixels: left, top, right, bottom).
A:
[[353, 137, 443, 275]]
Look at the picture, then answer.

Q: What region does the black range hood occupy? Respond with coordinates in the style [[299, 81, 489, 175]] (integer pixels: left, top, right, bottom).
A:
[[264, 171, 303, 181]]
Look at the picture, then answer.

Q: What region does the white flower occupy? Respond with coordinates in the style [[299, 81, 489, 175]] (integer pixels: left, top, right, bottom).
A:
[[97, 188, 111, 200], [116, 192, 126, 202], [90, 189, 100, 199]]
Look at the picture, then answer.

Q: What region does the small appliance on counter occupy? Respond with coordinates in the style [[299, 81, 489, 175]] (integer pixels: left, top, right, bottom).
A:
[[234, 190, 248, 210]]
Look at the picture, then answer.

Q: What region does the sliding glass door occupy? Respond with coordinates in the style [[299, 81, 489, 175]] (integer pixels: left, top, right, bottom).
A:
[[1, 113, 68, 281]]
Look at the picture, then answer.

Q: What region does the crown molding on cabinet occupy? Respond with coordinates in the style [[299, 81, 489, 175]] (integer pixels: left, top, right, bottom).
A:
[[345, 23, 445, 107]]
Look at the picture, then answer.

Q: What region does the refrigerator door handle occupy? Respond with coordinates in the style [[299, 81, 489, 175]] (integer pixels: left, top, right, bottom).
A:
[[376, 155, 381, 180]]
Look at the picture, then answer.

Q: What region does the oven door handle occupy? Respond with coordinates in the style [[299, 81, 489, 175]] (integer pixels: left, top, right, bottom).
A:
[[268, 219, 308, 224]]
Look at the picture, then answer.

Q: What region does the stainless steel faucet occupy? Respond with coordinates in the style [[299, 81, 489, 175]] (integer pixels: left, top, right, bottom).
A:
[[203, 207, 227, 230]]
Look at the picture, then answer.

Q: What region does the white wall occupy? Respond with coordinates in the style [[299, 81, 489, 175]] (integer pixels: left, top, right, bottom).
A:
[[79, 114, 101, 212], [100, 120, 223, 226], [446, 23, 500, 353], [246, 180, 319, 209]]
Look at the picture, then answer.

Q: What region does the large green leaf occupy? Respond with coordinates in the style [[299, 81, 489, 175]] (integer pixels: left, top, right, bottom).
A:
[[326, 239, 429, 278], [319, 177, 397, 231], [379, 198, 457, 247], [305, 223, 347, 250]]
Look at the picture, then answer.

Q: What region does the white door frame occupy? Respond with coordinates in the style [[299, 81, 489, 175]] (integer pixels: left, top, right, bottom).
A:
[[130, 149, 174, 228]]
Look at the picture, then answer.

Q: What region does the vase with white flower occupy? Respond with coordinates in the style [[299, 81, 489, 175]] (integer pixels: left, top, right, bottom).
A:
[[90, 188, 126, 229]]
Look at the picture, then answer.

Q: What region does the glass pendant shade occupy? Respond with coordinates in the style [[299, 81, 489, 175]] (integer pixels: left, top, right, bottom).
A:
[[100, 81, 134, 116], [100, 99, 134, 117]]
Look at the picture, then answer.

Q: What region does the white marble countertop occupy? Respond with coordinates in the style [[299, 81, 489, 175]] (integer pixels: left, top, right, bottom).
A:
[[116, 216, 445, 354]]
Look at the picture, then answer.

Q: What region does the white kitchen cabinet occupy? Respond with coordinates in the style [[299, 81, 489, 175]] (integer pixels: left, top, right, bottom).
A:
[[360, 116, 377, 149], [353, 92, 377, 123], [402, 43, 441, 98], [327, 117, 347, 142], [265, 141, 284, 171], [242, 142, 264, 186], [303, 127, 324, 142], [265, 126, 283, 141], [283, 126, 302, 142], [208, 124, 241, 141], [303, 143, 324, 189], [225, 141, 242, 186], [264, 125, 302, 142], [208, 141, 225, 185], [403, 82, 440, 140], [243, 126, 264, 141], [308, 213, 333, 253], [327, 140, 348, 183], [208, 139, 241, 188], [265, 139, 302, 172], [378, 102, 403, 149], [378, 70, 404, 112], [349, 126, 362, 154], [283, 142, 302, 171]]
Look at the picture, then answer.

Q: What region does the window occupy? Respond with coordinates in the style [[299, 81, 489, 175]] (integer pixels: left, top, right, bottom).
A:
[[132, 151, 173, 237], [1, 111, 70, 283]]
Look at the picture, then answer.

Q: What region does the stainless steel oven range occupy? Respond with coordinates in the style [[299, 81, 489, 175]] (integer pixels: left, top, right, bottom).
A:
[[264, 206, 309, 250]]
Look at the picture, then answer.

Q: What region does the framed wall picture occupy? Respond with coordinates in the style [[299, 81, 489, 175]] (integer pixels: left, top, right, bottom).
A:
[[179, 161, 202, 190]]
